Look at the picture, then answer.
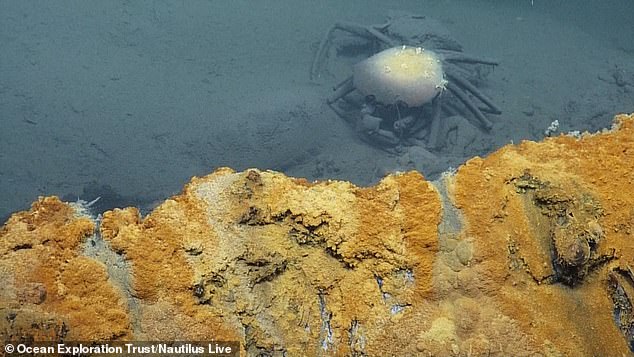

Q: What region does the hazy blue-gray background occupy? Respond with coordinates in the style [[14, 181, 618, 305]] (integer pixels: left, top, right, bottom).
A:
[[1, 0, 633, 221]]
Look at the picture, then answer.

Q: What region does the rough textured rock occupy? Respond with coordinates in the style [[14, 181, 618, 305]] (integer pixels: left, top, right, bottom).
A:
[[1, 114, 633, 356]]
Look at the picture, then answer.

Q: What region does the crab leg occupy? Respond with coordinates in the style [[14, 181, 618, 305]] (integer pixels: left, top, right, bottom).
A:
[[327, 76, 354, 104], [310, 23, 397, 79], [444, 62, 472, 79], [441, 101, 462, 117], [447, 82, 493, 130], [437, 50, 499, 66], [364, 26, 397, 47], [445, 69, 502, 114]]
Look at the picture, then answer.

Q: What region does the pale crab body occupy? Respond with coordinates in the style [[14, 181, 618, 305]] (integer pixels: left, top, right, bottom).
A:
[[353, 46, 446, 107], [311, 11, 501, 149]]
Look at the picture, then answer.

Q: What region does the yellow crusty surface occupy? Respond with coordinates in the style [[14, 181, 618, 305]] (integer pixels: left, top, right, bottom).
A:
[[1, 114, 633, 356], [0, 197, 131, 341], [450, 113, 634, 357]]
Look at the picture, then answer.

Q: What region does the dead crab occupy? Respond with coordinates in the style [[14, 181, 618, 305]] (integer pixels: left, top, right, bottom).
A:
[[310, 11, 501, 149]]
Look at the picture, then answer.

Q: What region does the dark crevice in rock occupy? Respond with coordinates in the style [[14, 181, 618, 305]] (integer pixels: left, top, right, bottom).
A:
[[348, 319, 367, 356], [192, 272, 226, 305], [11, 243, 33, 251], [318, 289, 334, 352], [608, 267, 634, 352]]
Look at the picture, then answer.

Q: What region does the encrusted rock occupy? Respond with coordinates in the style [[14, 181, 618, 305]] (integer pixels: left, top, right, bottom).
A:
[[1, 114, 634, 356]]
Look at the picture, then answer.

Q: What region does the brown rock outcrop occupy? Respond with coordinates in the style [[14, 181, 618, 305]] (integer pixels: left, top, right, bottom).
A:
[[1, 114, 633, 356]]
